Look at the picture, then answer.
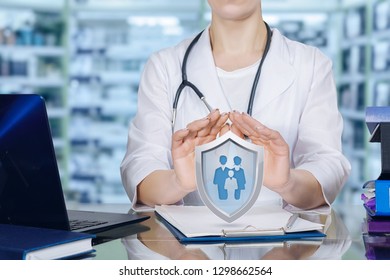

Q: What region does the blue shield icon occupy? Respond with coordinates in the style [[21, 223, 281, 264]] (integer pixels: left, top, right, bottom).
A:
[[195, 131, 264, 223]]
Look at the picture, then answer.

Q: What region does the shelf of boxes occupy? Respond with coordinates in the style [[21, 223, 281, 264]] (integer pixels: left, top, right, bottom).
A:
[[338, 1, 369, 194], [264, 12, 332, 52], [0, 5, 69, 182], [367, 0, 390, 184], [371, 0, 390, 106], [67, 1, 205, 203], [338, 0, 390, 199]]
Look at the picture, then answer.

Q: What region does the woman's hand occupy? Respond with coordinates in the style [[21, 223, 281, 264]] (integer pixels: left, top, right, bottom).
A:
[[229, 111, 291, 192], [171, 109, 229, 192]]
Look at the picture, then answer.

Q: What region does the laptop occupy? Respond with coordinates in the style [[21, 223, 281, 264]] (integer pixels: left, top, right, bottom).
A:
[[0, 94, 149, 234]]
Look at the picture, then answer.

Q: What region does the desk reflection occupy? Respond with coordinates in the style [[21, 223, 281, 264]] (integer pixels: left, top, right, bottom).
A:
[[120, 209, 352, 260]]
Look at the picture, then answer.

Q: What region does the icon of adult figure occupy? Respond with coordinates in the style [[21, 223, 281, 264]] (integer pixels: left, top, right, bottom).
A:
[[233, 156, 246, 200], [213, 155, 229, 200]]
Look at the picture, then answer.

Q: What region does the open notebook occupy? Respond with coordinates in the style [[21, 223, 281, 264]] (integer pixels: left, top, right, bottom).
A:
[[155, 205, 325, 244]]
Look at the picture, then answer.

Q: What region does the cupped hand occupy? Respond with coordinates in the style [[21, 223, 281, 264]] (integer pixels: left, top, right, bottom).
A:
[[171, 109, 229, 192], [229, 111, 291, 191]]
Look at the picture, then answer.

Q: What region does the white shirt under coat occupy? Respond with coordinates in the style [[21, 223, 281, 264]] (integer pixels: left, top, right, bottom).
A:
[[120, 26, 351, 210]]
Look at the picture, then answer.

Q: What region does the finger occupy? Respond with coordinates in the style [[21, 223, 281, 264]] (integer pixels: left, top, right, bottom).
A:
[[196, 113, 227, 143], [254, 125, 285, 144], [240, 113, 276, 138], [197, 109, 221, 137], [253, 127, 290, 154], [186, 117, 210, 138], [230, 123, 245, 139], [209, 112, 229, 136], [228, 110, 239, 122], [172, 128, 190, 149], [240, 112, 263, 127], [230, 113, 279, 147], [208, 108, 221, 124], [230, 111, 285, 146], [229, 111, 254, 136], [219, 123, 230, 136], [234, 113, 277, 141], [239, 112, 269, 137], [237, 114, 269, 137]]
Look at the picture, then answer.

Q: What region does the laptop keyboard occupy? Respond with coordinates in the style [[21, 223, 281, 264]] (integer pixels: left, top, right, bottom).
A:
[[69, 219, 108, 231]]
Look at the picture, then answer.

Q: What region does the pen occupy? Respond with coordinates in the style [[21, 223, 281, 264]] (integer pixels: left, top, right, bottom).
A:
[[285, 213, 299, 230]]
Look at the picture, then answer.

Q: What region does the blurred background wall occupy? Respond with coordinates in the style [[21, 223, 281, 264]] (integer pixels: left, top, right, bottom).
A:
[[0, 0, 389, 205]]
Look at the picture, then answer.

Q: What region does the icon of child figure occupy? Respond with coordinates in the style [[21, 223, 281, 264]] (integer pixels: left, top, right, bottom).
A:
[[213, 155, 246, 201]]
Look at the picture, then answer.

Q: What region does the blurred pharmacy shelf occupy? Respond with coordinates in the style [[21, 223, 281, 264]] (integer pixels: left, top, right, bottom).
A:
[[65, 0, 207, 203], [337, 0, 390, 206], [0, 3, 69, 187]]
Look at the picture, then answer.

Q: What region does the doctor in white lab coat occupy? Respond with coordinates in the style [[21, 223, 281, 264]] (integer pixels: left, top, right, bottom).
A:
[[120, 0, 351, 211]]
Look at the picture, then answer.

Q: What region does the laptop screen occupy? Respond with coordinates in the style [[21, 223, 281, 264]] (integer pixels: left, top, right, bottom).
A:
[[0, 94, 71, 230]]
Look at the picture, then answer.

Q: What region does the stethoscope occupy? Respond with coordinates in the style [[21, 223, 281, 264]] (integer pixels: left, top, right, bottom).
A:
[[172, 21, 273, 130]]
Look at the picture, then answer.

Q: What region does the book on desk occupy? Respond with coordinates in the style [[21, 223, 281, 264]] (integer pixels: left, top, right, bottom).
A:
[[155, 205, 325, 244], [361, 180, 390, 233], [0, 224, 95, 260], [361, 108, 390, 259], [363, 108, 390, 218]]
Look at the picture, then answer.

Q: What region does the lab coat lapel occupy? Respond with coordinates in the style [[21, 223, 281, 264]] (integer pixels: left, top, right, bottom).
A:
[[185, 27, 231, 113], [254, 29, 296, 114]]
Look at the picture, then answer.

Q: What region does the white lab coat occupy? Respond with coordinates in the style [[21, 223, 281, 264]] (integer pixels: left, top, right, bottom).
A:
[[120, 27, 351, 210]]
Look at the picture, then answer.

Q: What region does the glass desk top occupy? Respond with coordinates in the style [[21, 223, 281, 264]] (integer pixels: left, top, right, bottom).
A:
[[69, 203, 384, 260]]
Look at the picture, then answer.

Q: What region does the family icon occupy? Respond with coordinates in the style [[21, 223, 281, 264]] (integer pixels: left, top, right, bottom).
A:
[[213, 155, 246, 201]]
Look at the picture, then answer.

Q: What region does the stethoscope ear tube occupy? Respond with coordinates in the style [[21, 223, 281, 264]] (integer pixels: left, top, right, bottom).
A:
[[172, 82, 186, 130], [181, 31, 204, 81], [246, 21, 272, 116], [173, 82, 186, 111], [172, 31, 204, 130]]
